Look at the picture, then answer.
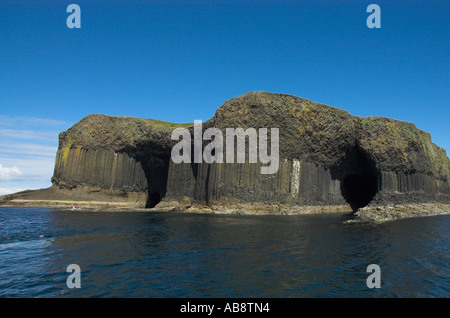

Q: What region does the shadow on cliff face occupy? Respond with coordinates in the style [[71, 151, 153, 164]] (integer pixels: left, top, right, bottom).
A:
[[331, 146, 379, 212]]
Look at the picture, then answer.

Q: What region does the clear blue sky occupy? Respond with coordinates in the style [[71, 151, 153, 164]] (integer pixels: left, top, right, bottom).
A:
[[0, 0, 449, 194]]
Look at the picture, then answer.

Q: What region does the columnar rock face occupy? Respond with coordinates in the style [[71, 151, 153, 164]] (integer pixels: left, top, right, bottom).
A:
[[51, 115, 182, 207], [49, 92, 450, 211]]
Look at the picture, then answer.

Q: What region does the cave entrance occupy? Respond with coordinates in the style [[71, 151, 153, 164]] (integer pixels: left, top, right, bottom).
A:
[[341, 172, 378, 211], [146, 191, 161, 208], [332, 146, 379, 212]]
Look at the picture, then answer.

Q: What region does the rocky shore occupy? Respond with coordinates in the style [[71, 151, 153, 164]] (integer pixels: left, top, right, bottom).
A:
[[2, 191, 449, 223], [353, 203, 450, 222]]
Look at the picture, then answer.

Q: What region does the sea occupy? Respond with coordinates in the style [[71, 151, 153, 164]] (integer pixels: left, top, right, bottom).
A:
[[0, 207, 448, 298]]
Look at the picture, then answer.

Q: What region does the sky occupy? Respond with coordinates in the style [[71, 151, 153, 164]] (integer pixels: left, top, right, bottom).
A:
[[0, 0, 449, 195]]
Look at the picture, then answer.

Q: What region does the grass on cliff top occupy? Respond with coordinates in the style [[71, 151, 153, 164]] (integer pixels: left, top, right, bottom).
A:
[[143, 118, 193, 129], [82, 114, 193, 130]]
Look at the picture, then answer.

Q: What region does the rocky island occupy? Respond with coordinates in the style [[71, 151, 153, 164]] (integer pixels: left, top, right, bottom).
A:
[[1, 92, 449, 221]]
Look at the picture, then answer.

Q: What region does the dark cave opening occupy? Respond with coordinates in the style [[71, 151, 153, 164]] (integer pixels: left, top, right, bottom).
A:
[[135, 151, 171, 209], [146, 191, 161, 208], [331, 146, 379, 212], [341, 172, 378, 211]]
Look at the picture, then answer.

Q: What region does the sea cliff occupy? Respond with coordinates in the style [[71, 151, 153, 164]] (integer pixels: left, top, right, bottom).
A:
[[2, 92, 449, 221]]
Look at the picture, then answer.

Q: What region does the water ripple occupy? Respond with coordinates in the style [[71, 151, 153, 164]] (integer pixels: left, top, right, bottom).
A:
[[0, 208, 448, 297]]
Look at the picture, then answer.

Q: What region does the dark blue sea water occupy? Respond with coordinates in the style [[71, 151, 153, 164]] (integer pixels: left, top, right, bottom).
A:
[[0, 207, 449, 298]]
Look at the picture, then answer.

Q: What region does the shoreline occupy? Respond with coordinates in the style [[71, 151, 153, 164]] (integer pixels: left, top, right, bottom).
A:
[[0, 199, 137, 211], [353, 202, 450, 222], [1, 198, 449, 222]]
